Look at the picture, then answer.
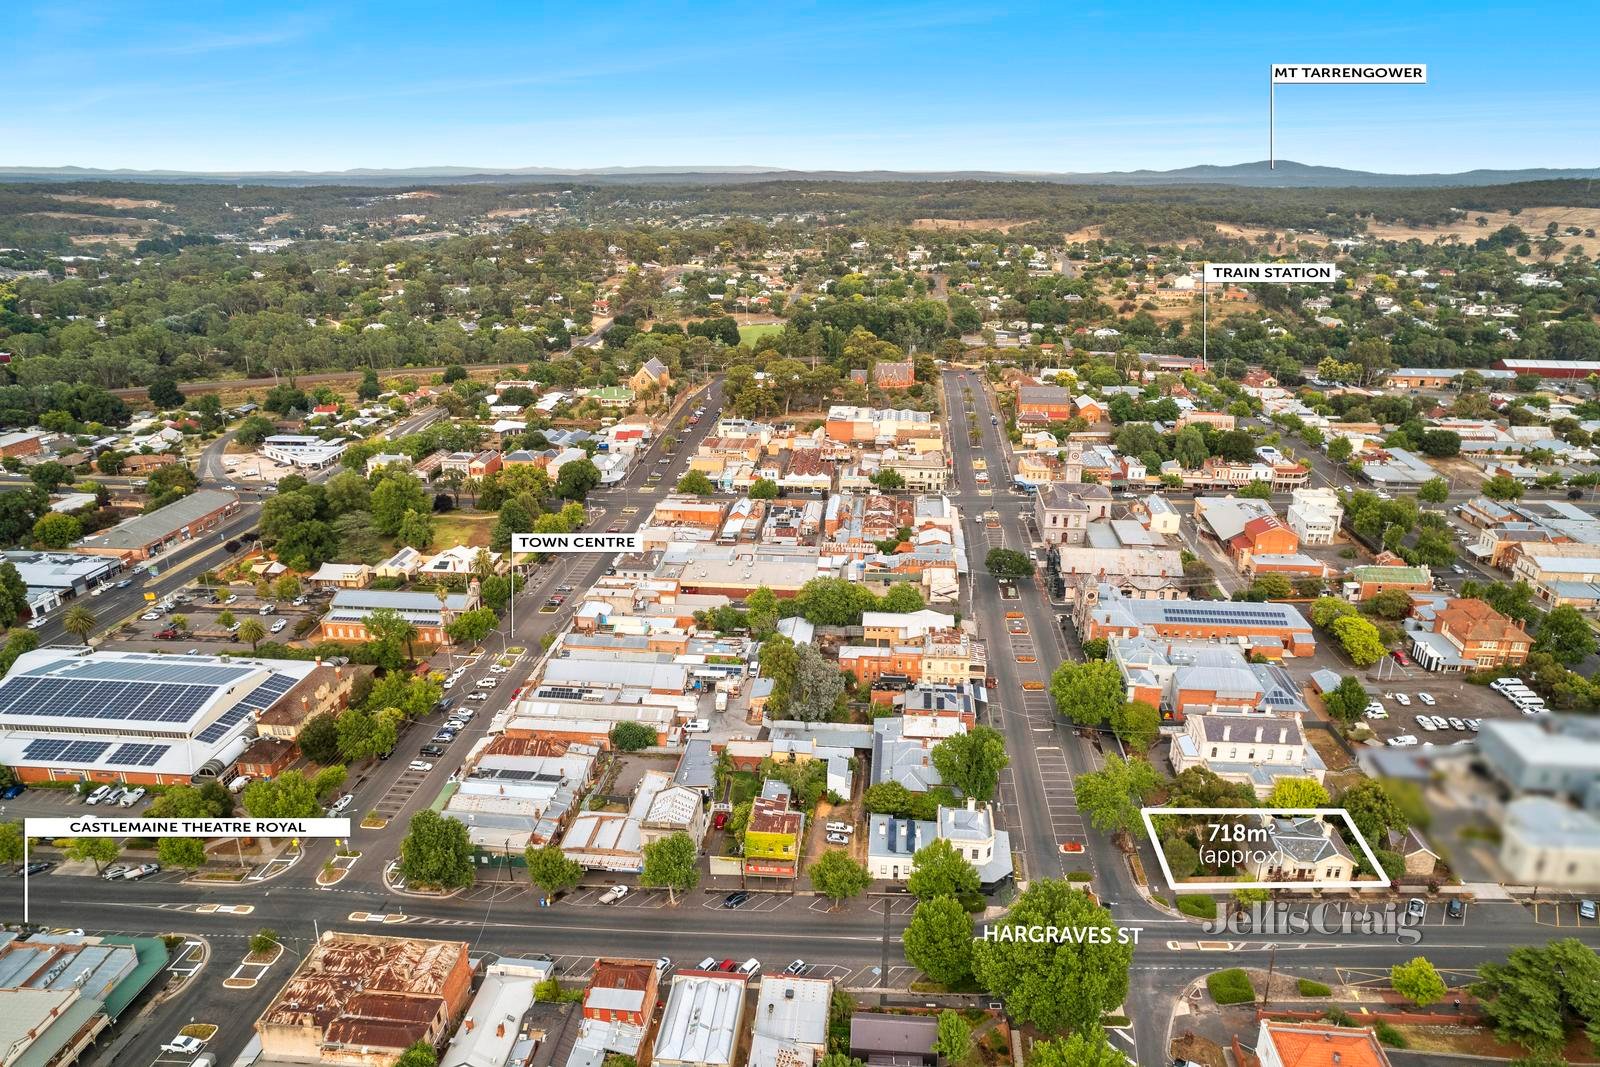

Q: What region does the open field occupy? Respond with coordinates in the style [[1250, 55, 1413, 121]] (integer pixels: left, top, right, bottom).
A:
[[431, 512, 495, 548], [47, 193, 169, 210], [738, 323, 784, 345], [911, 217, 1036, 232]]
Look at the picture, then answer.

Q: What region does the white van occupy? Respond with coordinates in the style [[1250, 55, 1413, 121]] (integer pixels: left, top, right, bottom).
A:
[[85, 785, 112, 805], [229, 775, 252, 794]]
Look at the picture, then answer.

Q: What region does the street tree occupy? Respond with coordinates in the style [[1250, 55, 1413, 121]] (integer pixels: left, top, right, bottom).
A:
[[930, 726, 1009, 801], [1340, 779, 1408, 845], [639, 832, 699, 903], [985, 548, 1034, 581], [524, 844, 583, 899], [1535, 605, 1597, 667], [1049, 660, 1124, 727], [399, 810, 476, 890], [157, 837, 207, 869], [1322, 676, 1369, 722], [808, 851, 871, 907], [972, 879, 1134, 1034], [65, 837, 120, 874], [1076, 755, 1162, 838], [298, 713, 341, 764], [63, 605, 96, 645], [1391, 956, 1448, 1007], [902, 895, 975, 987], [907, 838, 981, 903], [1418, 477, 1450, 505], [1109, 700, 1160, 750], [0, 823, 24, 865], [446, 607, 499, 646], [238, 617, 266, 651]]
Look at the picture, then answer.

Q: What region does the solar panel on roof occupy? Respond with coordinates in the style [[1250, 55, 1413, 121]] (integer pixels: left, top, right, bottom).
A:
[[60, 740, 110, 763], [107, 742, 169, 767], [23, 738, 70, 760]]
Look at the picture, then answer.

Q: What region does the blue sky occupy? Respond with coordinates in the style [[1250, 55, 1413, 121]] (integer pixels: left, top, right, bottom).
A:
[[8, 1, 1598, 173]]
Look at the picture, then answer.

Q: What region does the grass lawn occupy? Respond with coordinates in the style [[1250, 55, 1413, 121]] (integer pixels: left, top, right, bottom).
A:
[[738, 323, 783, 346], [728, 770, 760, 807], [430, 512, 496, 548], [1206, 968, 1256, 1005]]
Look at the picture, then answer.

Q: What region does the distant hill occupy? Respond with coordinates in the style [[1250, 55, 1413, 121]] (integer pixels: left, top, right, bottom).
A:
[[3, 160, 1599, 188]]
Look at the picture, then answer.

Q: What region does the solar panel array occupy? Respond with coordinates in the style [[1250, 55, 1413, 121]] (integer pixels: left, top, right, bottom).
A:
[[1158, 607, 1296, 625], [0, 675, 215, 724], [22, 738, 110, 763], [107, 742, 169, 767], [537, 685, 591, 701], [18, 659, 252, 686], [194, 673, 298, 743]]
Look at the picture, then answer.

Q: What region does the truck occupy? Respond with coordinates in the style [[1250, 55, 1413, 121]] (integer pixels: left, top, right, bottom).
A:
[[714, 690, 729, 713]]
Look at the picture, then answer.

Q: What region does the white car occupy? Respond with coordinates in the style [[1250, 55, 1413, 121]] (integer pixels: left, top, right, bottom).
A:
[[598, 885, 629, 904], [824, 822, 854, 835], [1387, 735, 1419, 747], [1417, 692, 1436, 706], [223, 595, 238, 605], [467, 692, 489, 702], [490, 665, 509, 674], [160, 1036, 204, 1055], [270, 620, 287, 633], [140, 611, 161, 621], [442, 679, 456, 690], [476, 679, 497, 689], [826, 832, 850, 844], [1430, 716, 1450, 730], [1394, 693, 1411, 707], [409, 760, 434, 772]]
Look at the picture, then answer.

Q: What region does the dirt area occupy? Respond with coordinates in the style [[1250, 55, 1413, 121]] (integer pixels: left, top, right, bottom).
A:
[[25, 210, 156, 229], [1303, 718, 1358, 775], [1390, 1023, 1599, 1061], [70, 233, 142, 247], [487, 207, 541, 219], [911, 218, 1037, 233], [1170, 1032, 1227, 1067], [48, 193, 169, 210], [1361, 205, 1600, 249], [801, 791, 863, 871], [262, 212, 293, 225]]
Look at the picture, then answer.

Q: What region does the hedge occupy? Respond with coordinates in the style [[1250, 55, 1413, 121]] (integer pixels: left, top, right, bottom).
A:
[[1297, 979, 1332, 997], [1177, 894, 1218, 919], [1207, 969, 1256, 1005]]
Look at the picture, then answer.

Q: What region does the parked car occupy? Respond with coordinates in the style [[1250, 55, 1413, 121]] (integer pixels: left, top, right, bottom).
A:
[[1387, 735, 1419, 747], [140, 611, 161, 621], [102, 864, 129, 881], [85, 785, 112, 805], [785, 960, 809, 976], [408, 760, 434, 772], [1447, 718, 1466, 731], [718, 958, 737, 971], [721, 891, 750, 909], [328, 793, 354, 815], [1446, 899, 1465, 919], [466, 692, 489, 702], [683, 719, 710, 733], [824, 822, 854, 835], [1392, 649, 1412, 667], [826, 832, 850, 845], [696, 957, 718, 971], [124, 863, 161, 880], [1417, 692, 1435, 706], [270, 620, 287, 633], [421, 745, 446, 757], [161, 1036, 204, 1055], [1407, 898, 1426, 918], [1581, 899, 1598, 921], [712, 810, 729, 830], [20, 861, 53, 876], [154, 628, 179, 640], [1394, 692, 1411, 706], [119, 787, 146, 807], [598, 885, 629, 904], [0, 784, 24, 800], [737, 958, 760, 975]]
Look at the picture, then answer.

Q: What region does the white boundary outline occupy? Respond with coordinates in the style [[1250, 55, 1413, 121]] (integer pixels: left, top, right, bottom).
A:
[[1138, 806, 1390, 891]]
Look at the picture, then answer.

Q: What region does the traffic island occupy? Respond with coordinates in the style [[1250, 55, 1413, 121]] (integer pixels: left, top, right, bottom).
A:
[[223, 938, 283, 990], [317, 850, 361, 887]]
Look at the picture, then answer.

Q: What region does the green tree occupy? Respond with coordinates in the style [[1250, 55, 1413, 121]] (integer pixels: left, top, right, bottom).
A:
[[336, 707, 392, 763], [972, 879, 1133, 1035], [871, 468, 905, 491], [298, 713, 341, 764], [750, 478, 779, 499], [932, 1011, 972, 1067], [1026, 1030, 1126, 1067], [62, 604, 96, 645], [608, 721, 657, 751], [217, 610, 235, 630], [446, 607, 499, 646], [395, 1041, 439, 1067], [1418, 477, 1450, 505], [249, 928, 281, 956], [241, 770, 324, 818], [237, 617, 266, 651], [1109, 700, 1160, 750], [639, 831, 699, 903], [907, 838, 981, 902], [1327, 436, 1354, 463], [1076, 755, 1162, 838], [902, 895, 975, 987], [1391, 956, 1448, 1007], [31, 512, 81, 549], [555, 458, 601, 500], [396, 508, 434, 550], [676, 470, 717, 495], [65, 836, 120, 874], [1322, 675, 1368, 723], [157, 836, 207, 869], [274, 574, 302, 601], [312, 764, 349, 800], [808, 850, 871, 907], [399, 809, 476, 889], [0, 822, 26, 864], [524, 844, 584, 899], [930, 726, 1008, 801], [1330, 614, 1386, 667], [1535, 605, 1597, 667], [985, 548, 1034, 581], [1341, 779, 1408, 845], [1483, 473, 1525, 501], [364, 606, 419, 666], [1050, 660, 1124, 727], [370, 473, 430, 535], [1266, 777, 1331, 808]]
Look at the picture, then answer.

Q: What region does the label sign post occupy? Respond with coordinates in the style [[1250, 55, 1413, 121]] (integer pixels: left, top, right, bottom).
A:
[[1269, 64, 1427, 168], [21, 817, 351, 924], [1200, 263, 1340, 366], [511, 533, 641, 555]]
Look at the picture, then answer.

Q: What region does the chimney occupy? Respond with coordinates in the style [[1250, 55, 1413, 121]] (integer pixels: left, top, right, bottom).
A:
[[1222, 724, 1231, 741], [465, 1017, 475, 1032], [497, 1022, 505, 1038], [966, 797, 976, 812]]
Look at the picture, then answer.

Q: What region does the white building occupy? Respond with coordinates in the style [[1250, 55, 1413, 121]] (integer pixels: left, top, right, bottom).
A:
[[1286, 487, 1343, 546], [261, 434, 348, 469]]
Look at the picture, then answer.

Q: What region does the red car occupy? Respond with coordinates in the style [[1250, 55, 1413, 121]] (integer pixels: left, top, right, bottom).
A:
[[1392, 649, 1412, 666], [713, 810, 729, 830], [719, 958, 736, 971]]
